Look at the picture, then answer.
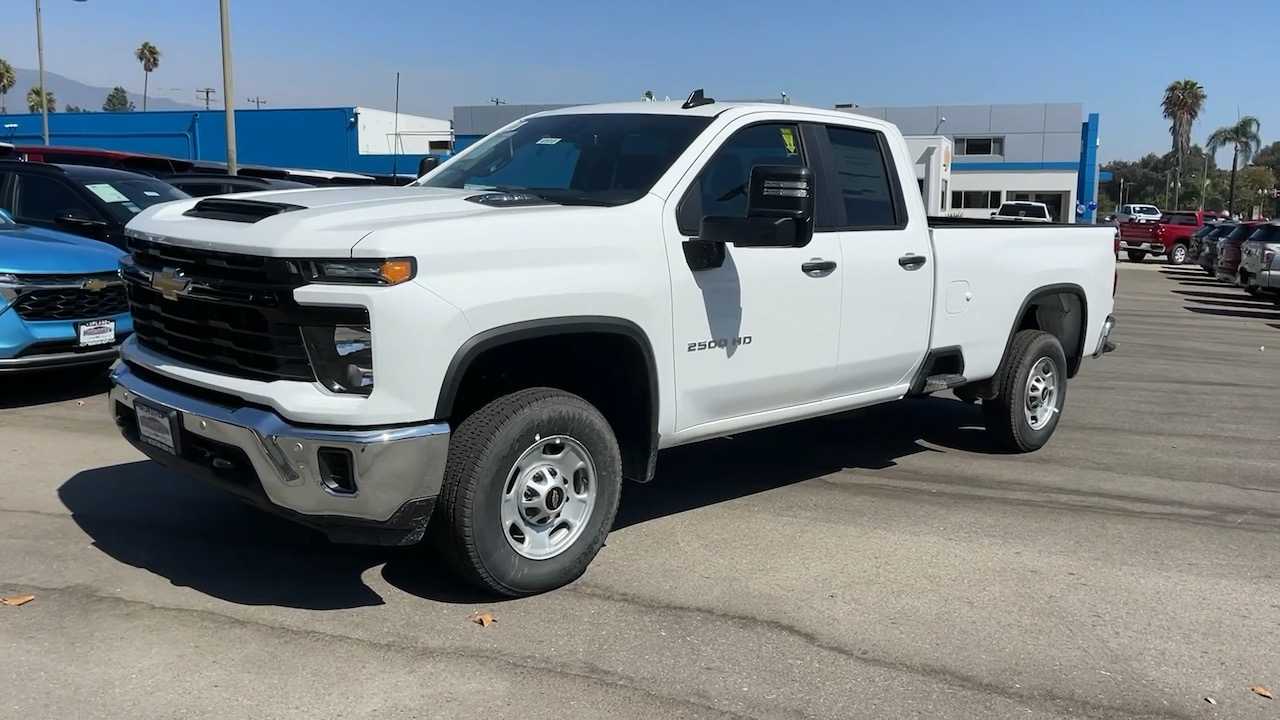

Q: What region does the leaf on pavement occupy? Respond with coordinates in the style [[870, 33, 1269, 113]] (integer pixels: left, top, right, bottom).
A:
[[1252, 686, 1273, 699], [1, 594, 35, 607], [471, 611, 497, 627], [1204, 697, 1216, 705]]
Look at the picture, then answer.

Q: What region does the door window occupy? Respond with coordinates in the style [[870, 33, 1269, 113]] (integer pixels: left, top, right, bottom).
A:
[[824, 126, 902, 229], [11, 174, 96, 223], [678, 122, 807, 235]]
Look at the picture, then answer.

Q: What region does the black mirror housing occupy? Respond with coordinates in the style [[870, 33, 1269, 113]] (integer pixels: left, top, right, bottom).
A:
[[418, 156, 439, 176], [698, 164, 815, 248]]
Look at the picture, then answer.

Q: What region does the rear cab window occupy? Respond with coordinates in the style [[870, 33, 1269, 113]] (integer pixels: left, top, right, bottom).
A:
[[1161, 212, 1200, 226]]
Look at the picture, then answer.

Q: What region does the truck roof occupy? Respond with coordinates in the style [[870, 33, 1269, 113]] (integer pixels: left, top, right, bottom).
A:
[[528, 99, 867, 125]]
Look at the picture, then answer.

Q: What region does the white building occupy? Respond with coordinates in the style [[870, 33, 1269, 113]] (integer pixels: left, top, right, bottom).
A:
[[354, 107, 453, 156]]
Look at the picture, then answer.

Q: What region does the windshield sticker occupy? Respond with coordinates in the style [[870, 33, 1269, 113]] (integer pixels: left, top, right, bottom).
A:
[[535, 137, 562, 145], [123, 202, 141, 214], [84, 183, 130, 203], [780, 127, 798, 155]]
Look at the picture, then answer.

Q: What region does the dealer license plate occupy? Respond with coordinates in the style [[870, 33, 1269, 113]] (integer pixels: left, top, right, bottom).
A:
[[77, 319, 116, 347], [135, 400, 179, 456]]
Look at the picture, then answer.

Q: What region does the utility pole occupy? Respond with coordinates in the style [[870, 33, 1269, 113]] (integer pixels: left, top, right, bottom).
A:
[[490, 97, 505, 106], [247, 96, 266, 109], [196, 87, 216, 109], [220, 0, 238, 175]]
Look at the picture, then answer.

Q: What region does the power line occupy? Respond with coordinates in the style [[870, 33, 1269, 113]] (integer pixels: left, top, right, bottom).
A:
[[489, 97, 506, 106], [196, 87, 217, 109]]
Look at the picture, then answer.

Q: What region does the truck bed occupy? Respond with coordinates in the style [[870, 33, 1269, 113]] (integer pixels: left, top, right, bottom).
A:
[[925, 221, 1117, 385]]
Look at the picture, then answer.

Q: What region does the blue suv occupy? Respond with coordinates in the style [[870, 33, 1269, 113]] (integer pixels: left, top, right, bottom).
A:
[[0, 208, 132, 373]]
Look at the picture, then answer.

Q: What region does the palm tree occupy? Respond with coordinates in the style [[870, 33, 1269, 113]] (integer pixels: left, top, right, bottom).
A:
[[134, 41, 161, 111], [1206, 116, 1263, 217], [26, 86, 55, 114], [1161, 79, 1206, 206], [0, 59, 15, 114]]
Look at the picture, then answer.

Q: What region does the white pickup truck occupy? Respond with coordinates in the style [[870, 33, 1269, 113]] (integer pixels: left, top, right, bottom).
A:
[[108, 91, 1119, 596]]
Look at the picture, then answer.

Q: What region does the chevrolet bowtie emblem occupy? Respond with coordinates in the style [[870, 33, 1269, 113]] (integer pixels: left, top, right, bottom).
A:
[[151, 267, 192, 300], [81, 278, 109, 292]]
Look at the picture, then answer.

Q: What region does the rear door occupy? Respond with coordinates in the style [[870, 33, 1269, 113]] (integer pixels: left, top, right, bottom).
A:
[[819, 121, 934, 396]]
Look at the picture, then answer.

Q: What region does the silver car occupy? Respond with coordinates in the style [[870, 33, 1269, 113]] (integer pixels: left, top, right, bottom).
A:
[[1239, 221, 1280, 301]]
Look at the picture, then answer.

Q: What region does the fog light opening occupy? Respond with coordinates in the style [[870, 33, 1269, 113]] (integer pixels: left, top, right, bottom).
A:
[[317, 447, 357, 495]]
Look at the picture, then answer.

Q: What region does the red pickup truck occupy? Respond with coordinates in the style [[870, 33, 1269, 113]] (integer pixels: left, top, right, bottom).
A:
[[1119, 210, 1220, 265]]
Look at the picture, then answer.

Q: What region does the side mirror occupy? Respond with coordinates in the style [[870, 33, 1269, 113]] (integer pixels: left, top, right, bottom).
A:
[[990, 211, 998, 218], [418, 156, 439, 176], [698, 165, 815, 248]]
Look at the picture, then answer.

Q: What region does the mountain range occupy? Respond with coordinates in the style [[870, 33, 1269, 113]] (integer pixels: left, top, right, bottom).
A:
[[1, 67, 202, 113]]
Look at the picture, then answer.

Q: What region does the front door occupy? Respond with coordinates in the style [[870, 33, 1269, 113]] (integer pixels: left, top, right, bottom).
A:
[[662, 120, 843, 435]]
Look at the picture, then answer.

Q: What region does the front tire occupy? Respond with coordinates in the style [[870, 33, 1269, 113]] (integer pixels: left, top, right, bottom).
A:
[[431, 387, 623, 597], [981, 330, 1068, 453]]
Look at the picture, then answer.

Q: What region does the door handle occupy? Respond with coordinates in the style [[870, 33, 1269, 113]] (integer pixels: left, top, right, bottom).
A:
[[801, 259, 837, 276], [898, 253, 927, 270]]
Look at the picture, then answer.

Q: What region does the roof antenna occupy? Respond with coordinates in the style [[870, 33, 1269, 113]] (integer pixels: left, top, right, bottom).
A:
[[682, 88, 715, 110]]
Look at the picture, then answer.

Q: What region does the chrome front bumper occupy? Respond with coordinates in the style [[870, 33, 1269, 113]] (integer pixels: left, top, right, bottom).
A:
[[1092, 315, 1117, 359], [107, 362, 451, 545]]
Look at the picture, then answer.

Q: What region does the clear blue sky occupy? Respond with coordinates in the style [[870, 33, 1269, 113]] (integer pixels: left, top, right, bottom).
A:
[[7, 0, 1277, 162]]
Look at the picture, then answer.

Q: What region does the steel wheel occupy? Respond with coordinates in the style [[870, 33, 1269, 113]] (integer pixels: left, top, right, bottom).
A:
[[500, 434, 597, 561], [1023, 356, 1058, 431]]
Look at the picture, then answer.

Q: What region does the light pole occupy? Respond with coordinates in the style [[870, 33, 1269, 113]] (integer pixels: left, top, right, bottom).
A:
[[35, 0, 87, 146], [219, 0, 238, 175]]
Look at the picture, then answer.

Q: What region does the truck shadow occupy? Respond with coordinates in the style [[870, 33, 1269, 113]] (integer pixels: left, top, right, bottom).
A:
[[58, 397, 1000, 609], [1160, 269, 1280, 321], [0, 365, 112, 410]]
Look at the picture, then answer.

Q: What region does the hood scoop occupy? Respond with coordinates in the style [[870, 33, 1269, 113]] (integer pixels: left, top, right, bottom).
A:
[[182, 197, 308, 223], [464, 191, 554, 208]]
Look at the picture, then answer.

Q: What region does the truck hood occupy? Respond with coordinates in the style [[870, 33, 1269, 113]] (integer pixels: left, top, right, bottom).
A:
[[123, 185, 568, 257], [0, 225, 125, 275]]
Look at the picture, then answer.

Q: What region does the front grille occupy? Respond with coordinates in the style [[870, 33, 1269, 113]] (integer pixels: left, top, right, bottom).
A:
[[123, 236, 367, 382], [13, 284, 130, 321]]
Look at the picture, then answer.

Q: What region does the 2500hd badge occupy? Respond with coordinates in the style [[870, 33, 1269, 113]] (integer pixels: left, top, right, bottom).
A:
[[687, 336, 752, 352]]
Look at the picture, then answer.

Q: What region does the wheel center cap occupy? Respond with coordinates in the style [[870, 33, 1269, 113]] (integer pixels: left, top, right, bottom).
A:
[[545, 486, 565, 512]]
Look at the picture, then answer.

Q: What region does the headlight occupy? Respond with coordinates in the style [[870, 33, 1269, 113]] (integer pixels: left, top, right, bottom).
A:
[[300, 258, 416, 285], [301, 325, 374, 395]]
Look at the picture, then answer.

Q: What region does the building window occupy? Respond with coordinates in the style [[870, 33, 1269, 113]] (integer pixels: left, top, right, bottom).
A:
[[951, 190, 1002, 209], [428, 140, 453, 151], [955, 137, 1004, 156]]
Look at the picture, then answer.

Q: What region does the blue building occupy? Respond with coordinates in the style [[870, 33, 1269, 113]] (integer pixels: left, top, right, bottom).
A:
[[0, 106, 452, 176]]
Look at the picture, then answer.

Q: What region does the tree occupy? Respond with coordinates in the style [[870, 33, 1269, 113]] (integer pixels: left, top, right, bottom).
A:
[[103, 86, 135, 112], [134, 41, 161, 111], [64, 105, 84, 113], [1161, 79, 1206, 205], [1206, 116, 1263, 216], [1252, 141, 1280, 181], [0, 59, 14, 114], [26, 86, 55, 114], [1232, 165, 1276, 219]]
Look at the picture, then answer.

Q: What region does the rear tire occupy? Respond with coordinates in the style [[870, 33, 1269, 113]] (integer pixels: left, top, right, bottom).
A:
[[431, 387, 623, 597], [1126, 250, 1146, 263], [1168, 243, 1188, 265], [981, 330, 1068, 453]]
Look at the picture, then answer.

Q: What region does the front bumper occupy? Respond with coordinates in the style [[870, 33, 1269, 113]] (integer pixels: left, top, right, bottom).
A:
[[0, 309, 133, 373], [1092, 315, 1117, 359], [107, 362, 451, 546]]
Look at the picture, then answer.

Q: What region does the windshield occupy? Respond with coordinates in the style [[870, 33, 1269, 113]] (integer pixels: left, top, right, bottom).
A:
[[80, 177, 190, 224], [1224, 223, 1260, 242], [998, 203, 1048, 218], [416, 113, 713, 206]]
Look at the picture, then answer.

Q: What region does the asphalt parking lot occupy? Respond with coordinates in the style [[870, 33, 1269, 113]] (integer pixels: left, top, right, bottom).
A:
[[1, 263, 1277, 720]]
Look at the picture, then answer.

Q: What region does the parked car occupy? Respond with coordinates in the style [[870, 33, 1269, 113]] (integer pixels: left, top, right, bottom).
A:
[[1186, 222, 1224, 263], [1115, 203, 1162, 223], [0, 208, 132, 374], [990, 200, 1053, 222], [0, 161, 190, 249], [105, 94, 1119, 597], [1118, 210, 1208, 264], [1197, 222, 1236, 276], [1238, 221, 1280, 299], [1214, 220, 1266, 284], [161, 173, 314, 197]]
